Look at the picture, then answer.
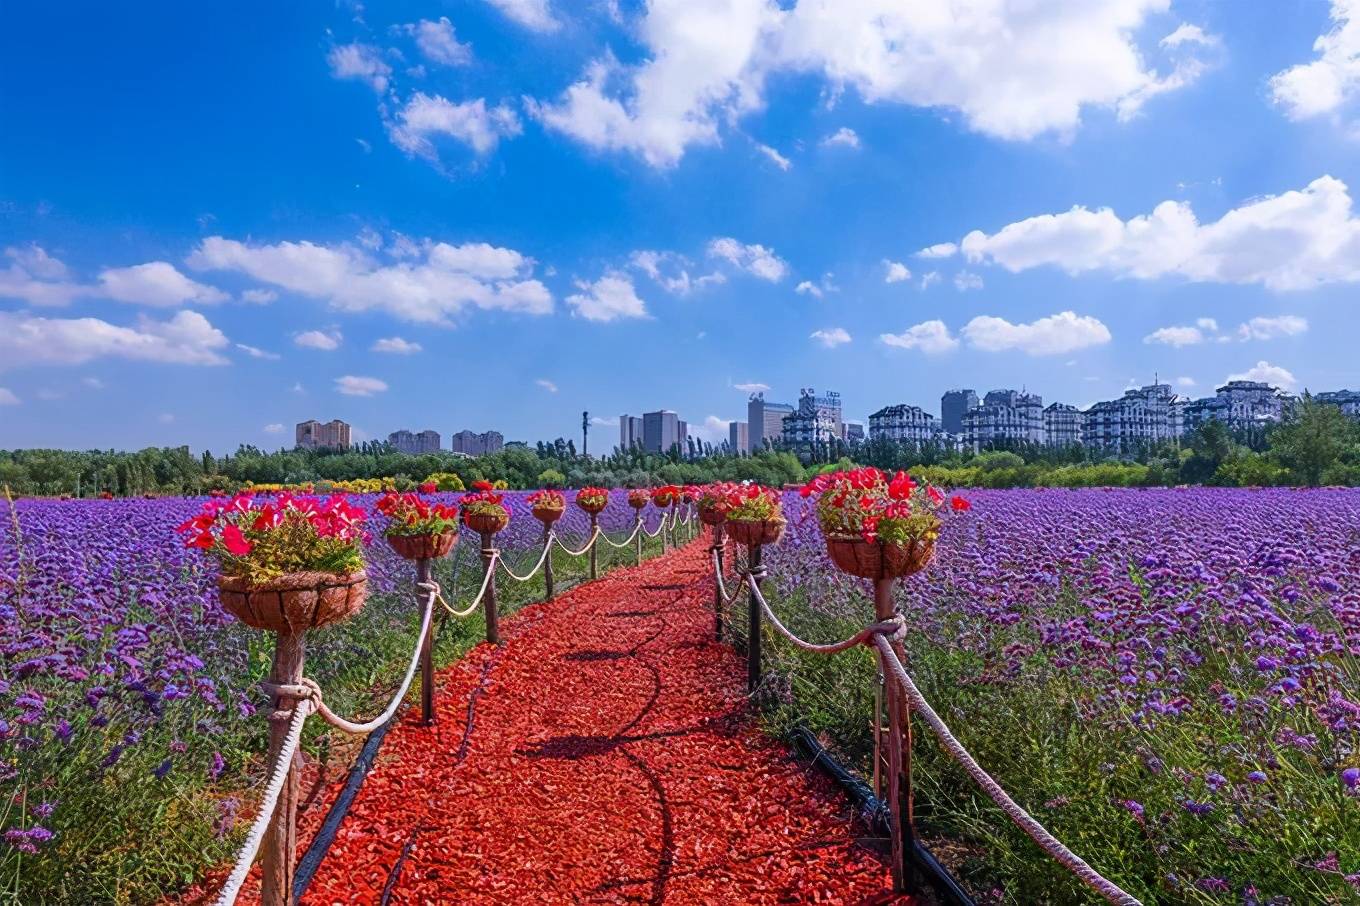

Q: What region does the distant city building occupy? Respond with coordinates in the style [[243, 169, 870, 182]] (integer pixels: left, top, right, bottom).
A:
[[844, 422, 865, 444], [729, 420, 749, 454], [1317, 389, 1360, 419], [940, 389, 978, 435], [1043, 403, 1082, 448], [747, 393, 795, 452], [450, 430, 504, 456], [387, 429, 441, 454], [782, 388, 843, 448], [1181, 381, 1292, 434], [1082, 382, 1180, 454], [296, 419, 351, 450], [678, 420, 689, 453], [642, 410, 683, 454], [619, 415, 644, 451], [963, 390, 1044, 451], [868, 404, 936, 444]]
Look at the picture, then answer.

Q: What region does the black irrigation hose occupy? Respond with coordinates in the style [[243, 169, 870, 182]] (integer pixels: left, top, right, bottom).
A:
[[789, 726, 977, 906]]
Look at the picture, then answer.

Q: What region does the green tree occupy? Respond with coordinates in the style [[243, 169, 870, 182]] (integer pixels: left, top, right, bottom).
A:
[[1269, 395, 1358, 486]]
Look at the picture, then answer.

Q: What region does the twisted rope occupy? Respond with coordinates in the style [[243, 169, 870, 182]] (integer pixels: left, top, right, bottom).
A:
[[711, 548, 742, 605], [497, 538, 553, 583], [871, 635, 1142, 906], [746, 574, 905, 654], [599, 520, 645, 549], [641, 517, 667, 538], [430, 558, 497, 618], [214, 697, 313, 906], [551, 526, 600, 557]]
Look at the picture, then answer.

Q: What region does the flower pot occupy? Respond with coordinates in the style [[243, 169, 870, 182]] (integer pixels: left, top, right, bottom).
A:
[[726, 517, 785, 547], [825, 536, 934, 580], [464, 509, 509, 535], [532, 505, 564, 525], [652, 493, 675, 508], [217, 570, 368, 633], [627, 496, 649, 510], [387, 531, 458, 561], [698, 505, 727, 527], [577, 497, 607, 515]]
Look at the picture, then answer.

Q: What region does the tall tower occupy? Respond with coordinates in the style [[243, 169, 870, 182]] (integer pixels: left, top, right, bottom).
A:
[[582, 411, 589, 457]]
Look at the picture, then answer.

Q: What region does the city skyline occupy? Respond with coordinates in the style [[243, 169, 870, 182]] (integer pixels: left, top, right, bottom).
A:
[[4, 3, 1360, 452]]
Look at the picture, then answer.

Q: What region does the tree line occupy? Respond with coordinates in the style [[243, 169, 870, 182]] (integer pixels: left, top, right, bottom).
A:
[[3, 396, 1357, 498]]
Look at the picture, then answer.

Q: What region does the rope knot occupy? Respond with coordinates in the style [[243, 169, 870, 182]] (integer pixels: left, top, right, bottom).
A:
[[416, 579, 440, 597], [748, 564, 770, 581], [261, 677, 321, 722], [862, 614, 907, 645]]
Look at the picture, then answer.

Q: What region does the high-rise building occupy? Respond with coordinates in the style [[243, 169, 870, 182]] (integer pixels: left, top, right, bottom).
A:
[[642, 410, 682, 454], [962, 390, 1044, 451], [868, 404, 935, 444], [782, 389, 843, 448], [450, 430, 504, 456], [941, 389, 978, 435], [728, 420, 749, 453], [747, 393, 795, 452], [619, 415, 644, 451], [1317, 389, 1360, 419], [1043, 404, 1082, 448], [1181, 381, 1292, 434], [677, 420, 689, 453], [296, 419, 351, 450], [1082, 382, 1181, 453], [844, 422, 865, 444], [387, 429, 441, 454]]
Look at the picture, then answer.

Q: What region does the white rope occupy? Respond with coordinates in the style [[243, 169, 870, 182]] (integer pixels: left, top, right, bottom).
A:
[[215, 698, 313, 906], [711, 548, 742, 605], [746, 573, 904, 654], [435, 555, 498, 618], [497, 538, 552, 583], [599, 520, 644, 549], [551, 526, 599, 557], [642, 517, 667, 538], [871, 635, 1142, 906]]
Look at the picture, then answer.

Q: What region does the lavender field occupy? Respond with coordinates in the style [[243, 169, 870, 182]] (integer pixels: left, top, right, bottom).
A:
[[0, 491, 666, 903], [754, 488, 1360, 903]]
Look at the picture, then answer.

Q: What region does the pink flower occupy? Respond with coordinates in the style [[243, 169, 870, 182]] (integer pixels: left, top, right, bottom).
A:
[[221, 524, 253, 557]]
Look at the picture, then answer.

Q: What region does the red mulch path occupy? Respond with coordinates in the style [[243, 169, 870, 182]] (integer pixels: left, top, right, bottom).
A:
[[241, 541, 914, 905]]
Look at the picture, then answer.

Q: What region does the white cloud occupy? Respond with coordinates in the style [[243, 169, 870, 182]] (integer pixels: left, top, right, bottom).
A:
[[810, 326, 851, 348], [566, 271, 648, 321], [187, 234, 553, 326], [795, 280, 822, 297], [402, 17, 472, 66], [732, 380, 770, 392], [485, 0, 559, 32], [882, 259, 911, 283], [327, 43, 392, 93], [919, 271, 941, 290], [953, 270, 984, 291], [1227, 360, 1298, 390], [1269, 0, 1360, 121], [1237, 315, 1309, 340], [821, 126, 860, 148], [630, 249, 725, 295], [335, 375, 389, 396], [879, 319, 958, 354], [707, 237, 788, 281], [946, 175, 1360, 291], [590, 415, 619, 426], [0, 310, 230, 370], [916, 242, 958, 259], [97, 261, 229, 307], [0, 245, 86, 306], [1196, 317, 1219, 332], [372, 336, 423, 354], [1161, 23, 1218, 49], [962, 311, 1112, 355], [755, 142, 791, 170], [536, 378, 558, 392], [236, 343, 280, 360], [264, 423, 285, 434], [694, 415, 731, 444], [388, 93, 523, 158], [1144, 325, 1204, 347], [295, 329, 342, 351], [241, 288, 277, 304], [0, 388, 19, 405], [529, 0, 1201, 167]]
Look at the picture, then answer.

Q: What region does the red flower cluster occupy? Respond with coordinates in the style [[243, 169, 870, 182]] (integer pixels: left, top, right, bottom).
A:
[[176, 492, 368, 557], [801, 467, 968, 544], [697, 481, 743, 514], [461, 481, 509, 517], [527, 489, 566, 509], [576, 486, 608, 508], [375, 491, 458, 536], [627, 489, 651, 508], [418, 481, 438, 494], [651, 485, 681, 506]]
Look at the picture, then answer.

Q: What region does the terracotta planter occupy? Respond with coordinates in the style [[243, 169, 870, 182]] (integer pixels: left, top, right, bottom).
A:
[[532, 505, 564, 525], [464, 509, 509, 535], [387, 531, 458, 561], [627, 495, 649, 510], [217, 570, 368, 633], [726, 517, 785, 547], [825, 535, 934, 580], [652, 493, 675, 508], [698, 505, 726, 526], [577, 497, 608, 515]]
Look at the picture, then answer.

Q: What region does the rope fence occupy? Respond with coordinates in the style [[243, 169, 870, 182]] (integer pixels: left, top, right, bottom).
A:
[[713, 528, 1142, 906], [216, 504, 699, 906]]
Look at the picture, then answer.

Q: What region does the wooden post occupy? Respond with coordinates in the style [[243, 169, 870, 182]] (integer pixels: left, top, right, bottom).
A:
[[661, 507, 671, 553], [417, 558, 435, 725], [634, 514, 643, 566], [588, 512, 599, 580], [542, 522, 555, 601], [262, 631, 306, 906], [874, 576, 916, 894], [480, 531, 500, 645], [711, 523, 725, 641], [746, 543, 763, 695]]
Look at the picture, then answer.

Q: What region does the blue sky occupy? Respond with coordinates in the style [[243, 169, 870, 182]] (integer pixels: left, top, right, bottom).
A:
[[2, 0, 1359, 453]]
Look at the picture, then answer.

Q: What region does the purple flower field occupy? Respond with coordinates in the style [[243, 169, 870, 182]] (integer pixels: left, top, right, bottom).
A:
[[760, 487, 1360, 902], [0, 490, 664, 902]]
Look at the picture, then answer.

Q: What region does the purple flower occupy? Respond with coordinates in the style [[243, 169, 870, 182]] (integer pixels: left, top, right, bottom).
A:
[[1342, 767, 1360, 789]]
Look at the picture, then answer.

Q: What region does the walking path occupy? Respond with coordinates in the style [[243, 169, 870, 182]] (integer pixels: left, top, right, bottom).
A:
[[253, 541, 912, 905]]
